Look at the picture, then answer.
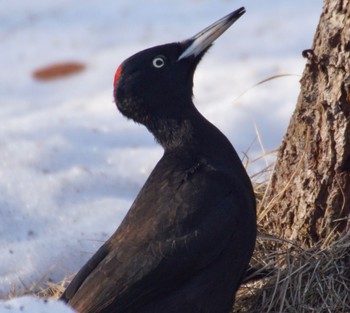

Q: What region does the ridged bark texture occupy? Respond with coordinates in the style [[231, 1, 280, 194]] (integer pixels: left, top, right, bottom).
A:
[[261, 0, 350, 246]]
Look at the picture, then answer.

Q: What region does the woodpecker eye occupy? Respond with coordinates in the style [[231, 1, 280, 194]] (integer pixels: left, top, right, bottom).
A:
[[152, 57, 165, 68]]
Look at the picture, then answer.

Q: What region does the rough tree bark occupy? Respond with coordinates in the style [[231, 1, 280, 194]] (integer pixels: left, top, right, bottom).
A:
[[260, 0, 350, 246]]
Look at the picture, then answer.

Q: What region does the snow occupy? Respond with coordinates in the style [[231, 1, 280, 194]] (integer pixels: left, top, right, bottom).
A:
[[0, 296, 76, 313], [0, 0, 322, 311]]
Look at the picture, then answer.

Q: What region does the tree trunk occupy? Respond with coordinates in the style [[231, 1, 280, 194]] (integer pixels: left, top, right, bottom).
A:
[[260, 0, 350, 246]]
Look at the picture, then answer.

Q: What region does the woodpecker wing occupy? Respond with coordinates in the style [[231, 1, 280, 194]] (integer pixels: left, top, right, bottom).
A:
[[61, 156, 255, 313]]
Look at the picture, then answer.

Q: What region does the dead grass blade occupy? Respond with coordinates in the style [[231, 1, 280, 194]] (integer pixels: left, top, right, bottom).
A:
[[233, 74, 300, 103]]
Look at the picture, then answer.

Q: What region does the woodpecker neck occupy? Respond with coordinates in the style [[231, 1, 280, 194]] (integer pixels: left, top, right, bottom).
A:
[[145, 104, 230, 156], [146, 115, 196, 150]]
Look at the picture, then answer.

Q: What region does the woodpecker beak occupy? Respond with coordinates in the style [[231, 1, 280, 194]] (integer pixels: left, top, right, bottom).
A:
[[178, 7, 245, 61]]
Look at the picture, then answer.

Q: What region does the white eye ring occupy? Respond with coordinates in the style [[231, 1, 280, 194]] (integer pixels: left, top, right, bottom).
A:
[[152, 57, 165, 68]]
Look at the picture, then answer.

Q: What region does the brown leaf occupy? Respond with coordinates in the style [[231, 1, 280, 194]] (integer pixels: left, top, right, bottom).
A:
[[33, 62, 86, 81]]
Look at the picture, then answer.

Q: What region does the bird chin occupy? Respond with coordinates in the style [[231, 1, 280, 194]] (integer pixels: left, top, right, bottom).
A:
[[116, 96, 148, 125], [116, 98, 132, 117]]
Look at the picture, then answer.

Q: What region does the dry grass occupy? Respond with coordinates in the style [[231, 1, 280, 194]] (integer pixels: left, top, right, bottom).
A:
[[234, 231, 350, 313], [2, 273, 69, 300], [234, 145, 350, 313]]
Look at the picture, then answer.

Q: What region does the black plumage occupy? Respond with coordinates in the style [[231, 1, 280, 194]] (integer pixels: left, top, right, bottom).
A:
[[61, 7, 256, 313]]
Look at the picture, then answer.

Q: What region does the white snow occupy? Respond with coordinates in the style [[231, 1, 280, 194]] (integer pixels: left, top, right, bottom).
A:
[[0, 296, 76, 313], [0, 0, 321, 311]]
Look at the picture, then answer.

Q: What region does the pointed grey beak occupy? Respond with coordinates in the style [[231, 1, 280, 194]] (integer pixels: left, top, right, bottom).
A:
[[178, 7, 246, 61]]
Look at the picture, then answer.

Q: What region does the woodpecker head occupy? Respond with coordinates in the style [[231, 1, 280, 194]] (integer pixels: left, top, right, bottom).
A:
[[113, 7, 245, 125]]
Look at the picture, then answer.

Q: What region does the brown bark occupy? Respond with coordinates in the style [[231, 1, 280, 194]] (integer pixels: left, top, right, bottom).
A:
[[260, 0, 350, 246]]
